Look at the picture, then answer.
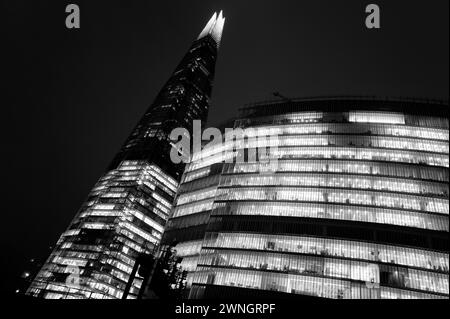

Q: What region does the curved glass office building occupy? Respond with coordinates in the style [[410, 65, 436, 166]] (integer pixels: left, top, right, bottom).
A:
[[163, 97, 449, 299]]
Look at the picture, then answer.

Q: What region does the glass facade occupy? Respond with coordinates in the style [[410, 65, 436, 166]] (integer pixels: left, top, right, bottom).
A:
[[26, 12, 225, 299], [28, 161, 177, 299], [163, 99, 449, 299]]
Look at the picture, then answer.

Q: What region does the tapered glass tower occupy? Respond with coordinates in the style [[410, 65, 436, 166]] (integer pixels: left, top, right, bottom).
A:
[[26, 11, 225, 299]]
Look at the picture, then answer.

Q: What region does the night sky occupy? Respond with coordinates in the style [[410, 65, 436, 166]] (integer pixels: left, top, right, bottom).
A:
[[2, 0, 448, 296]]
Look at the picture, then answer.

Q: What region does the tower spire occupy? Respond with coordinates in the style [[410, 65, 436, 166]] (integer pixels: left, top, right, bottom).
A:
[[198, 12, 217, 40], [197, 10, 226, 47]]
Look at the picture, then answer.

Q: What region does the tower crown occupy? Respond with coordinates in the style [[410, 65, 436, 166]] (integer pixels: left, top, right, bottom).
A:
[[197, 10, 225, 47]]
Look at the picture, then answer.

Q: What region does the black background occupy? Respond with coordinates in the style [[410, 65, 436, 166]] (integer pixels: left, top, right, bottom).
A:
[[2, 0, 448, 296]]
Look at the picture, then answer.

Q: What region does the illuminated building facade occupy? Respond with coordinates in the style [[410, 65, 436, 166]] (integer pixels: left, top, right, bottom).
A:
[[163, 97, 449, 299], [26, 11, 225, 299]]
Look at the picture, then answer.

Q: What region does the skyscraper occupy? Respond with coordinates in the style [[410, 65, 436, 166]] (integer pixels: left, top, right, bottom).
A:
[[163, 97, 449, 299], [26, 11, 225, 299]]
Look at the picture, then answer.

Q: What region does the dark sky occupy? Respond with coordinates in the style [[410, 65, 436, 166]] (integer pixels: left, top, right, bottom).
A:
[[2, 0, 448, 295]]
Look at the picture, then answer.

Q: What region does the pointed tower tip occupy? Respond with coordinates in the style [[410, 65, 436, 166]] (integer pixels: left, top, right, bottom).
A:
[[197, 11, 225, 47], [198, 12, 218, 40], [212, 10, 225, 48]]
